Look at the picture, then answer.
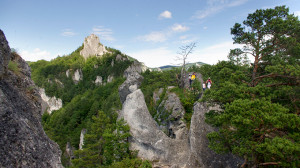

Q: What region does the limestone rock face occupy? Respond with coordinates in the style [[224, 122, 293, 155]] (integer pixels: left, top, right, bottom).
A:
[[190, 102, 243, 167], [119, 64, 242, 167], [120, 89, 192, 167], [66, 69, 70, 77], [39, 88, 63, 114], [79, 129, 87, 150], [0, 30, 10, 78], [80, 34, 108, 59], [65, 142, 75, 166], [0, 30, 63, 168], [116, 54, 128, 61], [107, 75, 114, 83], [95, 76, 103, 86], [123, 60, 147, 78], [72, 69, 83, 84], [119, 70, 192, 167], [118, 72, 143, 104], [156, 91, 188, 140], [65, 142, 74, 159]]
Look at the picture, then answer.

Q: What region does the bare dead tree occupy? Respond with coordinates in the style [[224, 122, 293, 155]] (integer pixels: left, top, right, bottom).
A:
[[176, 42, 196, 88]]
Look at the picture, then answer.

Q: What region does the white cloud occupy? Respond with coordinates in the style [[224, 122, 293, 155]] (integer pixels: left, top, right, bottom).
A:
[[137, 31, 167, 42], [227, 0, 248, 7], [171, 24, 189, 32], [194, 6, 223, 19], [294, 11, 300, 17], [159, 10, 172, 19], [92, 26, 115, 42], [180, 35, 188, 40], [193, 0, 248, 19], [182, 39, 196, 44], [137, 24, 190, 43], [61, 29, 76, 37], [178, 34, 198, 44], [128, 47, 176, 67], [189, 41, 251, 65], [20, 48, 58, 62]]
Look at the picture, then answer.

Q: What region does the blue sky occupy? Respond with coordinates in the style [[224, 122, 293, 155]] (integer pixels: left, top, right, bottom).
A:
[[1, 0, 300, 68]]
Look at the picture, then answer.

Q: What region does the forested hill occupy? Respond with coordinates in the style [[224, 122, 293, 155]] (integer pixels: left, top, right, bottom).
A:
[[29, 46, 132, 105], [29, 41, 153, 166]]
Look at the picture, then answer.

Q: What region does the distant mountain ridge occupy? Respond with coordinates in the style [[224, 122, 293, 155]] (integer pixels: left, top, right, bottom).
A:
[[152, 61, 208, 71]]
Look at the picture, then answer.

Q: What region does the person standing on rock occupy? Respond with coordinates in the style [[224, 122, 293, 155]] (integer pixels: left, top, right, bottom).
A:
[[206, 78, 212, 89], [190, 72, 196, 90], [191, 72, 196, 82], [202, 82, 206, 91], [189, 74, 192, 88]]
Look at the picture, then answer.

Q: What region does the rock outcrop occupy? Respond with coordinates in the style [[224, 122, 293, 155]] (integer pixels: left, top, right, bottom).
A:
[[66, 69, 70, 77], [39, 88, 63, 114], [80, 34, 108, 59], [0, 30, 63, 167], [119, 72, 143, 104], [107, 75, 114, 83], [189, 102, 242, 167], [119, 61, 242, 167], [0, 30, 10, 79], [123, 60, 147, 78], [120, 89, 192, 167], [79, 129, 87, 150], [72, 69, 83, 84], [116, 54, 128, 62], [95, 76, 103, 86], [65, 142, 75, 167], [156, 90, 188, 140]]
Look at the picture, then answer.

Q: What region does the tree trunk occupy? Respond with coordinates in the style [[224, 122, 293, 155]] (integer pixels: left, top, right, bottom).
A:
[[180, 60, 186, 88]]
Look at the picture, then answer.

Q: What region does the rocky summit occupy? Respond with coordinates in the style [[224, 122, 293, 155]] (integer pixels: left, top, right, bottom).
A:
[[80, 34, 108, 59], [0, 30, 63, 168], [118, 65, 243, 168]]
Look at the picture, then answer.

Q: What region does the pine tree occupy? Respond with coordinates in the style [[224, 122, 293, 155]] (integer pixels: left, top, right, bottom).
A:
[[203, 6, 300, 167]]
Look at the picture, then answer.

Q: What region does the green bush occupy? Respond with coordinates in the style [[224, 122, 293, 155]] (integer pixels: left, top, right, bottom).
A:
[[8, 60, 19, 74], [109, 158, 152, 168]]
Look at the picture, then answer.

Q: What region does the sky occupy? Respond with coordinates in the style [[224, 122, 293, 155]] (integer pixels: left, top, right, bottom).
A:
[[1, 0, 300, 68]]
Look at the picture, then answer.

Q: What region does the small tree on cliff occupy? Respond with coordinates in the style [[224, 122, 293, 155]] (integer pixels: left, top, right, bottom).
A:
[[176, 42, 196, 88]]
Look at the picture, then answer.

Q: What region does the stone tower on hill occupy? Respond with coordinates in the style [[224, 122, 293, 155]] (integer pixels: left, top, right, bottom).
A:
[[80, 34, 108, 59]]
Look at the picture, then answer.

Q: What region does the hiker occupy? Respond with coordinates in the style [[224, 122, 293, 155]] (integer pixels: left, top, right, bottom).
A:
[[202, 82, 206, 91], [189, 74, 192, 87], [191, 72, 196, 82], [206, 78, 212, 89]]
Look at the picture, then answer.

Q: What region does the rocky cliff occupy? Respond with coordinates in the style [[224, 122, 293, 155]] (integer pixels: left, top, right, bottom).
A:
[[0, 30, 63, 167], [39, 88, 63, 114], [119, 66, 242, 167], [155, 88, 188, 140], [80, 34, 108, 59], [189, 102, 242, 167]]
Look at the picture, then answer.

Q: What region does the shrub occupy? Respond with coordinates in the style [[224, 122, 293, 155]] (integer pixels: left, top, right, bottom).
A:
[[8, 60, 20, 74]]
